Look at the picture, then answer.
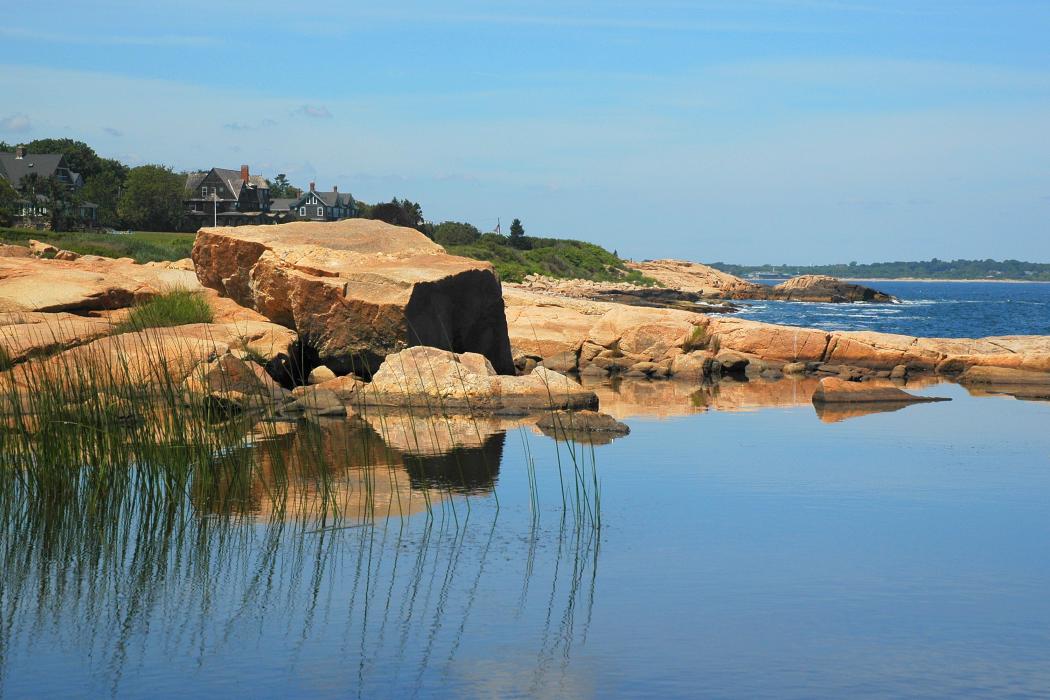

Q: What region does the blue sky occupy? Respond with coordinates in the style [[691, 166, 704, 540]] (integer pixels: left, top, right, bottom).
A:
[[2, 0, 1049, 263]]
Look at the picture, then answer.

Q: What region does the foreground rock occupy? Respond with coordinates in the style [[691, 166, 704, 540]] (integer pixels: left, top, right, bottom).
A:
[[811, 377, 949, 404], [343, 346, 597, 411], [0, 253, 200, 313], [192, 220, 515, 375]]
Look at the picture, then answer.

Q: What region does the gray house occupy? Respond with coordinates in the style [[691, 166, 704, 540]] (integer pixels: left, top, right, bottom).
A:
[[289, 182, 357, 221], [184, 164, 271, 226], [0, 145, 96, 229]]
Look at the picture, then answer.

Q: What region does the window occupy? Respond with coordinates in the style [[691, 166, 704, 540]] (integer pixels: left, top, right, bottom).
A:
[[317, 206, 324, 217], [201, 186, 207, 197], [299, 207, 306, 216]]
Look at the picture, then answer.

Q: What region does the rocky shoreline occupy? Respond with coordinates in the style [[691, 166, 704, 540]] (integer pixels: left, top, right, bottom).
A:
[[2, 220, 1049, 431]]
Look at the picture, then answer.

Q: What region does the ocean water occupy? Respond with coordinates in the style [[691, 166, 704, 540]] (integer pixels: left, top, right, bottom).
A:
[[734, 280, 1050, 338]]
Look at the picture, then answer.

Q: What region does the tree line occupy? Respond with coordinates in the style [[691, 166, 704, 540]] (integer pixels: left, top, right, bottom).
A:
[[712, 259, 1050, 281]]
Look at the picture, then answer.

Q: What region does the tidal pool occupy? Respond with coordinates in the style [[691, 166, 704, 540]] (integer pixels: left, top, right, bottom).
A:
[[2, 378, 1049, 698]]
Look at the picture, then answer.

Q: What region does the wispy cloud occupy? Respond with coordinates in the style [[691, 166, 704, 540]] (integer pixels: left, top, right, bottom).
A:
[[0, 113, 31, 133], [0, 26, 221, 47], [224, 122, 253, 131], [293, 105, 332, 119], [102, 126, 123, 137], [224, 118, 279, 131]]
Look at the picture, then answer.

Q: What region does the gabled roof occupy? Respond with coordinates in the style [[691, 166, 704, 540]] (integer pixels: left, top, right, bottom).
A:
[[0, 152, 69, 188], [269, 197, 296, 212], [291, 189, 355, 208], [186, 168, 270, 200]]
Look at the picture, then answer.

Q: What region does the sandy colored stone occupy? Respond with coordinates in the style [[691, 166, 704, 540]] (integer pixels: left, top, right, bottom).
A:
[[192, 220, 514, 374], [183, 352, 290, 405], [957, 366, 1050, 386], [770, 275, 895, 303], [627, 258, 763, 298], [361, 346, 597, 411], [307, 365, 337, 385], [0, 311, 114, 364], [811, 376, 949, 404]]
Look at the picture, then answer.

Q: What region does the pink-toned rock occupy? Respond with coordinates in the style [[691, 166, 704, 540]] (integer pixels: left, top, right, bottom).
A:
[[192, 220, 515, 375], [0, 311, 114, 364], [811, 376, 948, 404], [361, 346, 597, 411], [627, 259, 763, 298]]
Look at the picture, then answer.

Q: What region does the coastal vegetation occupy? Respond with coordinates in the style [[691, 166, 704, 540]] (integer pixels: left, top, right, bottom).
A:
[[115, 289, 214, 332], [712, 259, 1050, 281], [0, 226, 194, 262]]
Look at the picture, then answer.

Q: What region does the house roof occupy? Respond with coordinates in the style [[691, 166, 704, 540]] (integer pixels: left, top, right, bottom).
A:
[[186, 168, 269, 200], [269, 197, 296, 211], [291, 190, 356, 208], [0, 152, 68, 188]]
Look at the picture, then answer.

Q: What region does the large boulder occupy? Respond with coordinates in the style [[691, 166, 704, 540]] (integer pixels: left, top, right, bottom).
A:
[[769, 275, 895, 303], [627, 259, 764, 298], [192, 220, 515, 375]]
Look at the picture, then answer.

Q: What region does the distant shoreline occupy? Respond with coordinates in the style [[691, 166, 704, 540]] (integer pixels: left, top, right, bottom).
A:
[[840, 277, 1050, 284]]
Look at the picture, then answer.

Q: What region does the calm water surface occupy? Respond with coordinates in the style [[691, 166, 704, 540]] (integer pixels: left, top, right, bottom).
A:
[[735, 280, 1050, 337], [3, 379, 1050, 699]]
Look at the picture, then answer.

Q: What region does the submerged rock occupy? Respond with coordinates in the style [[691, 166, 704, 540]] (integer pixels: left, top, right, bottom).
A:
[[536, 409, 630, 445], [191, 220, 515, 375], [767, 275, 895, 303]]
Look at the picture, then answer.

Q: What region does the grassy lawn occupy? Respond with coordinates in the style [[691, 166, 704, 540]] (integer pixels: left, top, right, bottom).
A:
[[0, 227, 195, 263]]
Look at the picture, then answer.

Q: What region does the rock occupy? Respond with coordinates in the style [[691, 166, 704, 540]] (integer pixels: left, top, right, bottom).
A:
[[182, 352, 291, 406], [313, 374, 367, 401], [769, 275, 895, 303], [54, 250, 81, 261], [286, 386, 346, 416], [782, 362, 808, 375], [957, 366, 1050, 386], [28, 240, 59, 257], [890, 364, 908, 380], [307, 365, 336, 385], [191, 220, 515, 375], [715, 351, 749, 374], [541, 349, 579, 373], [627, 259, 765, 298], [0, 254, 200, 313], [579, 364, 609, 377], [669, 351, 710, 381], [361, 346, 597, 411], [0, 311, 114, 365], [628, 361, 662, 376], [0, 244, 31, 258], [536, 410, 630, 444], [811, 377, 949, 404]]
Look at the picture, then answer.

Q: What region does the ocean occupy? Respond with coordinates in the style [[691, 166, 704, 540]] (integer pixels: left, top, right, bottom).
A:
[[734, 280, 1050, 338]]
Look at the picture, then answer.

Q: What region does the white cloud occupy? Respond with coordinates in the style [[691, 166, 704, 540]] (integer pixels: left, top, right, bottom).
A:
[[293, 105, 332, 119], [0, 113, 31, 133]]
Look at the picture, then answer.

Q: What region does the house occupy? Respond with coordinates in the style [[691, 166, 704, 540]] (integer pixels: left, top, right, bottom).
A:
[[0, 145, 96, 230], [288, 182, 357, 221], [184, 164, 271, 226]]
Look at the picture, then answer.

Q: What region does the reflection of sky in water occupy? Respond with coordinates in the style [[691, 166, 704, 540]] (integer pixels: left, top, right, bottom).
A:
[[3, 384, 1050, 698], [735, 280, 1050, 338]]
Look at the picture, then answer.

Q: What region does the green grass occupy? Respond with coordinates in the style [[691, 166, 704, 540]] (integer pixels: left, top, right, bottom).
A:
[[115, 290, 214, 333], [447, 235, 657, 285], [0, 227, 194, 263]]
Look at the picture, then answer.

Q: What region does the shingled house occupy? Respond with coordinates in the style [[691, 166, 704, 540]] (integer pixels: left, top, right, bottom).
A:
[[184, 164, 271, 226], [288, 182, 357, 221], [0, 145, 98, 229]]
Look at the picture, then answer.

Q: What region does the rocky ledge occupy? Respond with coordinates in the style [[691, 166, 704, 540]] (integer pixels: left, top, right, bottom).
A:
[[629, 259, 895, 303]]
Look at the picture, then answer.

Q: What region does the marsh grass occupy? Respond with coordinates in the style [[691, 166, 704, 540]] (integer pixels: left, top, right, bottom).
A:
[[114, 289, 214, 333]]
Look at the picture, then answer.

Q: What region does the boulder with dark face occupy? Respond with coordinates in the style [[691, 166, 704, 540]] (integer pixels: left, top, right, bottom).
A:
[[192, 220, 516, 375], [768, 275, 896, 303]]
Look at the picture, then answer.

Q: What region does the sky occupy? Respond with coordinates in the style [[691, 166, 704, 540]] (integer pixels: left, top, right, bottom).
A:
[[1, 0, 1049, 264]]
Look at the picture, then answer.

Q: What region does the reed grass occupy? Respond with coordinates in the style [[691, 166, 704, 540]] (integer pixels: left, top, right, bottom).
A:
[[114, 289, 214, 333]]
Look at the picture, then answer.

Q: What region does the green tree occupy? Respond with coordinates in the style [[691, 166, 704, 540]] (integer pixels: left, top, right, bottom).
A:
[[369, 198, 426, 233], [80, 170, 123, 226], [433, 221, 481, 246], [267, 173, 296, 198], [508, 218, 530, 250], [118, 165, 186, 231], [0, 177, 19, 226]]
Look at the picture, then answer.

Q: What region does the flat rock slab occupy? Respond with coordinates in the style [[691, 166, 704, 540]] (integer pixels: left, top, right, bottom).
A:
[[0, 254, 200, 313], [811, 377, 949, 404], [192, 220, 515, 375], [353, 346, 597, 412]]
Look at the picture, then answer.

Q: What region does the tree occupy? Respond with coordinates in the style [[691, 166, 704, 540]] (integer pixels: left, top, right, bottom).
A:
[[433, 221, 481, 246], [369, 198, 426, 233], [0, 177, 18, 227], [80, 170, 123, 226], [117, 165, 186, 232], [508, 218, 529, 250], [268, 173, 296, 198]]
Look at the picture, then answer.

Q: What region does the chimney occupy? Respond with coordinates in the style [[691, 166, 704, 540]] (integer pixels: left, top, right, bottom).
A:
[[240, 164, 250, 182], [332, 185, 338, 194], [309, 181, 315, 191], [14, 145, 25, 159]]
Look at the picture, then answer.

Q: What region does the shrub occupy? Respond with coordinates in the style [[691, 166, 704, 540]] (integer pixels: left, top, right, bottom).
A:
[[115, 290, 213, 333]]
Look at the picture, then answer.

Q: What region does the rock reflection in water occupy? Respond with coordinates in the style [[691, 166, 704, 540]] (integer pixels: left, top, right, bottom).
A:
[[195, 411, 509, 522]]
